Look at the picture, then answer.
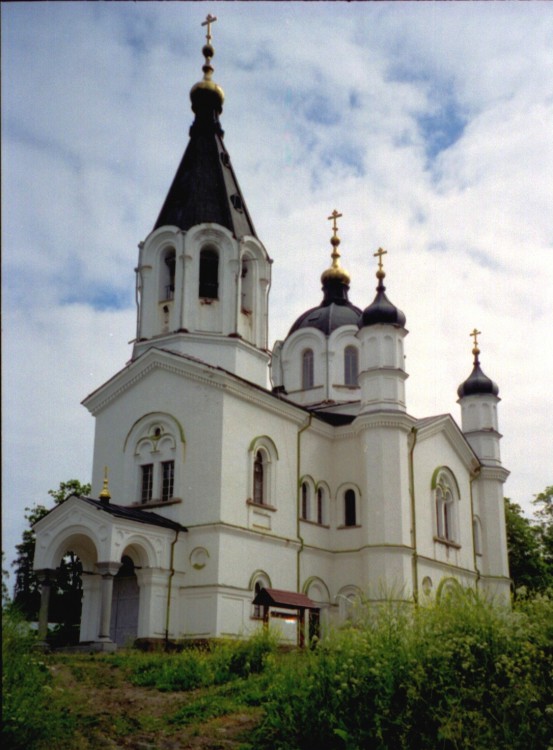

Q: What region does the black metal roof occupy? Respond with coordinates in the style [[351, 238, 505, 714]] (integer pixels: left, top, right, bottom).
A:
[[153, 87, 257, 239], [79, 496, 186, 532], [457, 360, 499, 398], [361, 276, 406, 328], [288, 277, 362, 337]]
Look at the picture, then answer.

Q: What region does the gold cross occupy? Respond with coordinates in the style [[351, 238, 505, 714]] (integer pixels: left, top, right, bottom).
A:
[[470, 328, 481, 349], [373, 247, 387, 273], [202, 14, 217, 45], [327, 209, 342, 238]]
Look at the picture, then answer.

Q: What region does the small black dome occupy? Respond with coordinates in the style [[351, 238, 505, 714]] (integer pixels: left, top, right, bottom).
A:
[[457, 361, 499, 398], [361, 277, 406, 328], [288, 277, 361, 337]]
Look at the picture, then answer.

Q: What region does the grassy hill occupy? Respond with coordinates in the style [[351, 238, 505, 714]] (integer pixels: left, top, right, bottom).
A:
[[3, 591, 553, 750]]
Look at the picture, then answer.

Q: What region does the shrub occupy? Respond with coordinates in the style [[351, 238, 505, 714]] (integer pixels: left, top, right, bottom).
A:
[[255, 591, 553, 750], [128, 628, 278, 692], [2, 610, 76, 750]]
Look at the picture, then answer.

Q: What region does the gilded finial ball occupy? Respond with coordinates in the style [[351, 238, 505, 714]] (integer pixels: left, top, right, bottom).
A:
[[203, 43, 214, 59], [331, 236, 340, 247]]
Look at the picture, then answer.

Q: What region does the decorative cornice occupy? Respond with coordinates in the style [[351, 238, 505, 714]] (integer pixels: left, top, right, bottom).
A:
[[83, 349, 307, 425], [476, 465, 510, 482], [416, 414, 478, 468], [353, 411, 415, 433]]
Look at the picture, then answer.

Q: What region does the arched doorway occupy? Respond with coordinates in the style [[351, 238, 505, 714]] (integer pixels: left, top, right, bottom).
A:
[[110, 555, 139, 646]]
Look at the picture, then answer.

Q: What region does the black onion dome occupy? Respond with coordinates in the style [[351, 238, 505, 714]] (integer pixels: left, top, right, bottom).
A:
[[361, 275, 406, 328], [457, 358, 499, 398], [288, 277, 362, 336]]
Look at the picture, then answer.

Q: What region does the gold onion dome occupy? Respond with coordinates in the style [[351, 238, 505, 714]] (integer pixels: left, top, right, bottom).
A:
[[190, 14, 225, 113], [287, 211, 361, 337], [321, 210, 351, 286]]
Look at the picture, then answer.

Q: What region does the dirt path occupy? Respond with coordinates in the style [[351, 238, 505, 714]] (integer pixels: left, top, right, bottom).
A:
[[48, 658, 262, 750]]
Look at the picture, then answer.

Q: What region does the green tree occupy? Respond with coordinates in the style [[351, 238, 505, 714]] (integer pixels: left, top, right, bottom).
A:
[[533, 485, 553, 584], [504, 497, 548, 594], [11, 480, 91, 626]]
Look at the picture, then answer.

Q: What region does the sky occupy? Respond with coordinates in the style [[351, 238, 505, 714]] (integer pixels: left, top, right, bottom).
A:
[[2, 1, 553, 590]]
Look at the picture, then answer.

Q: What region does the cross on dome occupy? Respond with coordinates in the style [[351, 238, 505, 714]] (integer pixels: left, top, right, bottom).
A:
[[327, 209, 343, 239], [202, 13, 217, 45], [470, 327, 482, 362], [321, 209, 350, 285], [374, 247, 387, 277]]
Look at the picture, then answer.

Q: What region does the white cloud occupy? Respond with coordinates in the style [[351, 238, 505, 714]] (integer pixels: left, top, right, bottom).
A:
[[2, 2, 553, 587]]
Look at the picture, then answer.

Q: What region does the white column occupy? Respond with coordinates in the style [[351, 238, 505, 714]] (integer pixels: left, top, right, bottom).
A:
[[95, 562, 121, 641], [36, 569, 57, 643]]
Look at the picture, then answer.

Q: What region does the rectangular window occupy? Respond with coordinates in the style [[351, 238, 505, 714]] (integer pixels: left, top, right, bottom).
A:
[[141, 464, 153, 504], [161, 460, 174, 501]]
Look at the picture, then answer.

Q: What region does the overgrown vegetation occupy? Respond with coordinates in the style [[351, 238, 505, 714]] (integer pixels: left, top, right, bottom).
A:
[[255, 590, 553, 750], [3, 592, 552, 750], [123, 629, 278, 691], [2, 611, 77, 750]]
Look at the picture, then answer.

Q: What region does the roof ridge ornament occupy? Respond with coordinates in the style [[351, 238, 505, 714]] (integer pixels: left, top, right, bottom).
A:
[[99, 466, 111, 503]]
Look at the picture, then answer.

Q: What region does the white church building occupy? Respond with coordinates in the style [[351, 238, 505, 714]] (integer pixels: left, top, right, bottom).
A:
[[33, 21, 510, 649]]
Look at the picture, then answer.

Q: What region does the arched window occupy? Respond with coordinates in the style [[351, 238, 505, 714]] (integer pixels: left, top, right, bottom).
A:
[[249, 437, 278, 510], [160, 248, 176, 301], [302, 348, 314, 389], [344, 346, 359, 386], [434, 472, 458, 543], [199, 248, 219, 299], [344, 489, 356, 527], [473, 516, 482, 556], [316, 487, 324, 525], [241, 256, 253, 313], [301, 482, 310, 520], [253, 450, 265, 505], [134, 422, 177, 504]]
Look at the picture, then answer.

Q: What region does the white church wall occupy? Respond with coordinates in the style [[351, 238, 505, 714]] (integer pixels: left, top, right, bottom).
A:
[[89, 362, 226, 529], [413, 429, 476, 575]]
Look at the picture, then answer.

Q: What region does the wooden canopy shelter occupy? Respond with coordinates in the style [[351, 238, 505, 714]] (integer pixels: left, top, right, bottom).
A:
[[252, 588, 320, 647]]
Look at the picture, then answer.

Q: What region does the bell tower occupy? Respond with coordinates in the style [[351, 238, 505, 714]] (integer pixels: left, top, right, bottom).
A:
[[457, 330, 510, 591], [357, 248, 408, 413], [133, 16, 272, 387]]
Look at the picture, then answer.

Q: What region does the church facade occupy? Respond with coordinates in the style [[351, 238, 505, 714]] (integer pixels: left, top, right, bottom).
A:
[[33, 22, 510, 649]]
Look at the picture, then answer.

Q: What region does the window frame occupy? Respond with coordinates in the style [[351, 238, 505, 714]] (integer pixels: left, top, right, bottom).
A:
[[433, 471, 461, 547], [140, 463, 154, 504], [248, 437, 279, 510], [199, 247, 219, 299], [253, 450, 265, 505], [301, 481, 310, 520], [344, 345, 359, 387], [344, 488, 357, 527], [302, 348, 314, 390], [161, 460, 175, 502]]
